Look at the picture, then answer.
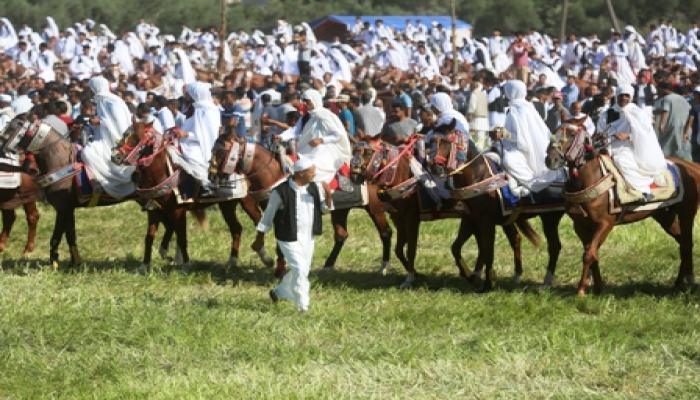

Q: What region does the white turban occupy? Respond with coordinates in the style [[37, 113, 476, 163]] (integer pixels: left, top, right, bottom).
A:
[[293, 155, 315, 173], [617, 84, 634, 98], [0, 94, 11, 103], [12, 96, 33, 115]]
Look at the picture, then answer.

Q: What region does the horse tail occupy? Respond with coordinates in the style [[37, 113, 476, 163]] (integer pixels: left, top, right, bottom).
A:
[[515, 218, 542, 247], [191, 208, 209, 230]]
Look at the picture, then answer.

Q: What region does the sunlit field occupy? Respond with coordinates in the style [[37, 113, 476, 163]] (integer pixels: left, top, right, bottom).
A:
[[1, 202, 699, 398]]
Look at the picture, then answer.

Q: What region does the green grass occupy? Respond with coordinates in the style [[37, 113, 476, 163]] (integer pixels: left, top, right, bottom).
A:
[[1, 202, 699, 399]]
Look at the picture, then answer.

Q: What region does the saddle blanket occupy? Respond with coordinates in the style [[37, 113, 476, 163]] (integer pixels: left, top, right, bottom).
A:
[[0, 171, 21, 189], [332, 181, 369, 210], [599, 155, 679, 205]]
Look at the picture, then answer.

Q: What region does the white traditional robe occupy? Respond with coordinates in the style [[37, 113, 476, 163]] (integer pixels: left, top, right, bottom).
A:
[[502, 80, 563, 196], [257, 178, 329, 312], [295, 90, 352, 184], [80, 76, 136, 198], [597, 101, 667, 193], [176, 82, 221, 184]]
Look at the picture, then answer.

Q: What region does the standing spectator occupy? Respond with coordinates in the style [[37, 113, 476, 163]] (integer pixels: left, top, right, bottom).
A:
[[654, 82, 692, 160]]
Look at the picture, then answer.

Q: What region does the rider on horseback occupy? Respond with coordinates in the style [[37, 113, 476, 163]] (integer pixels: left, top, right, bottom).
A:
[[596, 84, 668, 200], [500, 80, 564, 198]]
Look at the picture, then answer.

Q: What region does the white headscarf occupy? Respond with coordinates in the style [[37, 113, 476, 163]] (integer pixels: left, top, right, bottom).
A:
[[503, 80, 555, 190], [0, 18, 17, 50], [430, 92, 470, 134]]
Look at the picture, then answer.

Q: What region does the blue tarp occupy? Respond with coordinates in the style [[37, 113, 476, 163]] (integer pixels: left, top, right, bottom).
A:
[[311, 15, 472, 31]]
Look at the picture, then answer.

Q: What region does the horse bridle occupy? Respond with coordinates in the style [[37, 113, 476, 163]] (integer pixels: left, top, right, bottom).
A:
[[3, 119, 54, 154]]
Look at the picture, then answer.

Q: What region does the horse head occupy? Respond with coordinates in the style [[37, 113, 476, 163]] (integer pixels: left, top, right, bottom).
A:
[[349, 141, 382, 184], [546, 123, 591, 172], [426, 118, 469, 178], [111, 121, 161, 166]]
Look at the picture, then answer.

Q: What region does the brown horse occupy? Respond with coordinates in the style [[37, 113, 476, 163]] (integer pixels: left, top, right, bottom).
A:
[[0, 166, 40, 255], [351, 137, 529, 289], [0, 114, 180, 269], [428, 125, 566, 291], [117, 123, 395, 276], [545, 124, 700, 295]]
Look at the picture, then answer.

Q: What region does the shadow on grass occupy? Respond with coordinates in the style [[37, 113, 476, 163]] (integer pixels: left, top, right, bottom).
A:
[[1, 256, 695, 300]]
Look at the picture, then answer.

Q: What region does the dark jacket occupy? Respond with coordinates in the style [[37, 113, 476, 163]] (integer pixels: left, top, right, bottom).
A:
[[272, 180, 323, 242]]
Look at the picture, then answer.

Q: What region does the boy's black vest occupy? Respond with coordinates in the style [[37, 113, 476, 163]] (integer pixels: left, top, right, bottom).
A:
[[273, 180, 323, 242]]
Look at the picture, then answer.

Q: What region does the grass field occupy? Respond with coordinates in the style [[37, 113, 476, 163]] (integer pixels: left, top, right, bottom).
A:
[[0, 202, 699, 399]]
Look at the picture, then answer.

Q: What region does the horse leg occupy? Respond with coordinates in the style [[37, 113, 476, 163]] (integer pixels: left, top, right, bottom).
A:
[[502, 223, 522, 284], [401, 218, 420, 289], [140, 210, 161, 274], [391, 215, 411, 287], [159, 220, 175, 260], [61, 206, 81, 267], [574, 222, 612, 296], [323, 209, 349, 270], [0, 209, 16, 253], [654, 210, 696, 289], [240, 196, 273, 268], [22, 202, 39, 255], [368, 208, 392, 275], [219, 201, 243, 270], [477, 222, 497, 293], [49, 207, 68, 270], [451, 217, 475, 279], [172, 208, 190, 270], [540, 213, 564, 288]]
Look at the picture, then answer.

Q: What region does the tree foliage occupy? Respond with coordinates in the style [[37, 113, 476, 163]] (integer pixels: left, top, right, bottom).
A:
[[1, 0, 699, 38]]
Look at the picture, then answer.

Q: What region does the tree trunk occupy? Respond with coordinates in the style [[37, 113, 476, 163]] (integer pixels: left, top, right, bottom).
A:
[[217, 0, 227, 75], [451, 0, 458, 82]]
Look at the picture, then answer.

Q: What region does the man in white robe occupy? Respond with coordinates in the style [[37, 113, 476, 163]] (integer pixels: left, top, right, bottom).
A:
[[252, 157, 332, 312], [501, 80, 563, 197], [430, 92, 470, 144], [294, 90, 352, 184], [80, 76, 136, 199], [172, 82, 221, 189], [597, 85, 668, 197]]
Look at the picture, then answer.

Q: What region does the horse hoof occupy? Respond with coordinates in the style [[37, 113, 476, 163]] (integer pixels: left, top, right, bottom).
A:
[[261, 256, 274, 269], [158, 247, 169, 260], [577, 289, 587, 298], [399, 281, 413, 289], [51, 260, 59, 271], [513, 273, 522, 285], [175, 247, 184, 266], [227, 257, 238, 270], [379, 261, 389, 276], [180, 262, 192, 275], [323, 264, 334, 270], [138, 263, 151, 275]]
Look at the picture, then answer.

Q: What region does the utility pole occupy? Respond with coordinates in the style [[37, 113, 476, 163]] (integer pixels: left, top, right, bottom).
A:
[[560, 0, 569, 43], [217, 0, 227, 75], [451, 0, 458, 82], [605, 0, 622, 33]]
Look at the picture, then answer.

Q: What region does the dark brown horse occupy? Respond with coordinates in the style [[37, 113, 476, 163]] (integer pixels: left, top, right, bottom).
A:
[[352, 136, 531, 289], [545, 124, 700, 295], [428, 126, 566, 291]]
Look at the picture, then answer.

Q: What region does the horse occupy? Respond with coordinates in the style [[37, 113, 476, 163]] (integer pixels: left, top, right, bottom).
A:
[[545, 123, 700, 296], [427, 122, 566, 291], [114, 123, 393, 275], [350, 135, 531, 290], [0, 113, 179, 269]]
